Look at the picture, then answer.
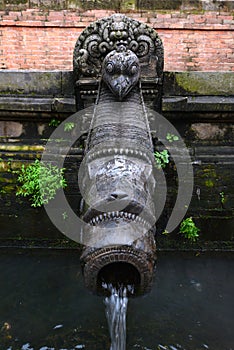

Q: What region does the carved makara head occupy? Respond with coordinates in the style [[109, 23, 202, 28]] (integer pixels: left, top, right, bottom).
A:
[[102, 47, 140, 100]]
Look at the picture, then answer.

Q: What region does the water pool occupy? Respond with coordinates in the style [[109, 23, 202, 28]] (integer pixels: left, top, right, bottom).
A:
[[0, 250, 233, 350]]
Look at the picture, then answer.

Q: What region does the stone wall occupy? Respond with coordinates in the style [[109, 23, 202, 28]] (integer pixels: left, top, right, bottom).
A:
[[0, 2, 233, 248], [0, 9, 233, 71], [0, 71, 233, 248]]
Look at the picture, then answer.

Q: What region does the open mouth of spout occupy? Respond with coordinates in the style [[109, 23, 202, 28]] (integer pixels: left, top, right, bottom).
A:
[[81, 199, 156, 296], [98, 262, 141, 294], [81, 244, 156, 296]]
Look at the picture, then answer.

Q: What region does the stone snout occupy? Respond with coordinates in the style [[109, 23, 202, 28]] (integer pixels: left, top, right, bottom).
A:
[[79, 148, 156, 296], [102, 49, 140, 101]]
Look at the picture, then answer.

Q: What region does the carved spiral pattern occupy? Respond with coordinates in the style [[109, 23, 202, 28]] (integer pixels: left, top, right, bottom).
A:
[[73, 14, 163, 79], [85, 34, 102, 58], [136, 35, 155, 58]]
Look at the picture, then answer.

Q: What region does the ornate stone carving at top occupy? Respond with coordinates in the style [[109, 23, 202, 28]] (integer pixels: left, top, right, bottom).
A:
[[73, 14, 164, 82]]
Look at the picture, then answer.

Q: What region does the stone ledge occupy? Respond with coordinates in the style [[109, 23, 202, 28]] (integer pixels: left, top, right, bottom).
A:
[[0, 96, 233, 115], [1, 71, 233, 97], [163, 96, 234, 112], [0, 70, 72, 97], [164, 72, 234, 97]]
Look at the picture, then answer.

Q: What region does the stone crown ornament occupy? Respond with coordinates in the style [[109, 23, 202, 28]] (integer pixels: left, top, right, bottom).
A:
[[73, 13, 163, 81]]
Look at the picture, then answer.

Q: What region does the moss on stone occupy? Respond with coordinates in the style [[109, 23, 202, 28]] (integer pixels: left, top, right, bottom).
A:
[[122, 0, 136, 11], [5, 0, 27, 3], [201, 166, 217, 182], [0, 184, 15, 193], [204, 179, 214, 188], [175, 72, 234, 96], [0, 145, 45, 152]]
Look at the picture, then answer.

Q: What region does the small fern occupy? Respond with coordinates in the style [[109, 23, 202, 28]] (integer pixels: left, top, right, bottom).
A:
[[49, 118, 61, 127], [166, 133, 179, 143], [15, 159, 67, 207], [64, 122, 75, 132], [179, 217, 200, 242], [154, 150, 169, 169]]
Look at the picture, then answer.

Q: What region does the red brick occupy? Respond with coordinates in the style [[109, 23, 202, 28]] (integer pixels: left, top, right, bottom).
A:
[[171, 12, 187, 18], [157, 13, 172, 19], [194, 16, 207, 24], [17, 21, 44, 26], [1, 20, 16, 25], [0, 10, 233, 72], [218, 15, 234, 20]]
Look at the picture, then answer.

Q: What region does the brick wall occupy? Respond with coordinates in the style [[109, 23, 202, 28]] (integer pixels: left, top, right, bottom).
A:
[[0, 9, 233, 71]]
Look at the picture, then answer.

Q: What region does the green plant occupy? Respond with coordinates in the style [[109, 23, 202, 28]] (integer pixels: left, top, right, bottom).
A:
[[179, 217, 200, 242], [15, 159, 67, 207], [62, 211, 68, 220], [154, 150, 169, 169], [166, 133, 179, 143], [64, 122, 75, 132], [49, 118, 61, 127], [219, 191, 225, 204]]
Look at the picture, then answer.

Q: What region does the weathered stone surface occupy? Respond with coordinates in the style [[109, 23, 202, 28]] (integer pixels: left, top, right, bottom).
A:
[[200, 0, 234, 11], [0, 95, 233, 118], [73, 14, 164, 81], [1, 71, 233, 98], [163, 96, 234, 113], [191, 123, 234, 141], [137, 0, 182, 10], [62, 71, 74, 97], [0, 142, 233, 246], [0, 65, 233, 248], [164, 72, 234, 97], [0, 97, 52, 111], [0, 121, 23, 137], [0, 71, 62, 97]]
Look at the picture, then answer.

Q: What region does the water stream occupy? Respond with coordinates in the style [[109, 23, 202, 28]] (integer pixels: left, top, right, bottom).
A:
[[103, 284, 133, 350]]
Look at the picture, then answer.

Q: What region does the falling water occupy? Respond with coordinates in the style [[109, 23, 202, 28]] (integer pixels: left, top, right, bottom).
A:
[[103, 284, 133, 350]]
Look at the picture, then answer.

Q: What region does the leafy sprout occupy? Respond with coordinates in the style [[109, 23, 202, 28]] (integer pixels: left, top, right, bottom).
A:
[[219, 191, 225, 204], [64, 122, 75, 132], [166, 133, 179, 143], [15, 159, 67, 207], [154, 150, 169, 169], [49, 118, 61, 127], [179, 217, 200, 242]]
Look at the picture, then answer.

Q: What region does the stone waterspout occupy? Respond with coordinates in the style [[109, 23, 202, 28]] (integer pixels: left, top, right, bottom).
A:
[[73, 14, 164, 296]]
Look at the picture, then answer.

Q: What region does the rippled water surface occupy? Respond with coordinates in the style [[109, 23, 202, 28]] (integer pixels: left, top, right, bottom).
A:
[[0, 250, 233, 350]]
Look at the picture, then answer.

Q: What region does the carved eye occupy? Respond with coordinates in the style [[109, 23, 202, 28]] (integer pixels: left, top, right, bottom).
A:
[[106, 62, 114, 74], [130, 64, 138, 75]]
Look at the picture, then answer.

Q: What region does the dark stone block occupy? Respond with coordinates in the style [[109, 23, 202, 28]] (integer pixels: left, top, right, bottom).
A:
[[197, 217, 234, 241], [62, 71, 74, 97], [52, 97, 76, 113], [164, 72, 234, 97], [136, 0, 182, 10], [0, 97, 53, 111], [162, 96, 234, 113], [0, 209, 64, 240], [0, 71, 62, 97]]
